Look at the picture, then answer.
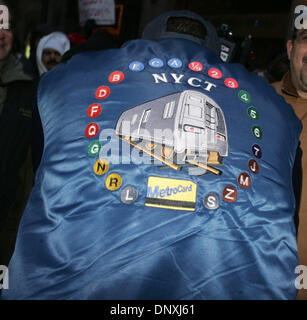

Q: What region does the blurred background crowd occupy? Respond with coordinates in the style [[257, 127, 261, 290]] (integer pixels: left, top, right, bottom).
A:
[[3, 0, 300, 83]]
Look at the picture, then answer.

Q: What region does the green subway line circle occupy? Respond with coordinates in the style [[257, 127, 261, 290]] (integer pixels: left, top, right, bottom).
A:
[[238, 90, 251, 104], [247, 106, 259, 120], [252, 126, 263, 139], [88, 141, 102, 157]]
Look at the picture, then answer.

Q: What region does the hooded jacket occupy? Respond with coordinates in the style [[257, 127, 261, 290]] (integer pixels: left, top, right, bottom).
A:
[[36, 32, 70, 76]]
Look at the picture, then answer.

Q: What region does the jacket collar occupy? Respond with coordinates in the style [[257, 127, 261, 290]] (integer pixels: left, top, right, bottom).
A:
[[0, 55, 32, 85], [281, 71, 299, 98]]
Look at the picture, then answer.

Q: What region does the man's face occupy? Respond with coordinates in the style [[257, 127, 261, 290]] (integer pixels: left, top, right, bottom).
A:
[[42, 48, 62, 71], [0, 29, 13, 61], [287, 30, 307, 95]]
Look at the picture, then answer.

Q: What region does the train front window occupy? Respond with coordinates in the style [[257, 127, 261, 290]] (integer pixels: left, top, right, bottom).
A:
[[188, 105, 202, 118], [187, 95, 202, 105]]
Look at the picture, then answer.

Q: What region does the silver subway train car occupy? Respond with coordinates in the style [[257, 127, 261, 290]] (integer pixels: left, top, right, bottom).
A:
[[115, 90, 228, 175]]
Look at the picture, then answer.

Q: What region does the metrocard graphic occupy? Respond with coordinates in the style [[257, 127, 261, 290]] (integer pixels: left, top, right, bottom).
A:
[[115, 90, 228, 175]]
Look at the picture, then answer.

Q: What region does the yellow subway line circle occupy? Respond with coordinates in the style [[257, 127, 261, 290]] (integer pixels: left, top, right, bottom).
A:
[[105, 173, 122, 191], [93, 159, 109, 176]]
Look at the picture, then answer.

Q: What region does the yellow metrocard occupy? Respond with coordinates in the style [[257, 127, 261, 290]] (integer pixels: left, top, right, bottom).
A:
[[145, 176, 197, 211]]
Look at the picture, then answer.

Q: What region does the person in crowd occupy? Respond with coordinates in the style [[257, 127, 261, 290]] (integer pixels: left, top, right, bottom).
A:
[[272, 6, 307, 300], [22, 24, 57, 78], [253, 51, 290, 84], [0, 1, 36, 266], [265, 52, 290, 83], [1, 10, 301, 300], [36, 31, 70, 76], [62, 25, 119, 62]]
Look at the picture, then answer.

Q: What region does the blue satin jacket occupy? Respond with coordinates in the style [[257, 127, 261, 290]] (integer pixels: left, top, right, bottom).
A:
[[1, 38, 302, 300]]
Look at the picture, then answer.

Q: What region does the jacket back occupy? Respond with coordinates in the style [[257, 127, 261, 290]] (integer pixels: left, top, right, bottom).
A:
[[2, 39, 302, 300]]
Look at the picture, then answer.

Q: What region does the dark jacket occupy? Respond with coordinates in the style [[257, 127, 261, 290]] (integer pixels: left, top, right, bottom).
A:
[[0, 55, 36, 228], [62, 29, 119, 62]]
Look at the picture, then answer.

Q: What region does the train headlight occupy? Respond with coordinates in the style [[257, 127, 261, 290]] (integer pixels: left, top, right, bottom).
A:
[[216, 134, 225, 141]]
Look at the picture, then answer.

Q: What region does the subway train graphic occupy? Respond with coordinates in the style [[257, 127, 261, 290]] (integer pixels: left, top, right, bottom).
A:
[[115, 90, 228, 175]]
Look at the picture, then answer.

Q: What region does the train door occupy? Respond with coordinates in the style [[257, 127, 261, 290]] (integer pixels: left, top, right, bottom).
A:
[[182, 93, 207, 153], [205, 103, 218, 148]]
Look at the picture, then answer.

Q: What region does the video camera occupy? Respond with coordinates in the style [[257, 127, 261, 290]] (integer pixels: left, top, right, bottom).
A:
[[218, 23, 236, 63], [218, 20, 258, 66]]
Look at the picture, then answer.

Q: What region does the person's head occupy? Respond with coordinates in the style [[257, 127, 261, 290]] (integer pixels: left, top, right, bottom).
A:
[[36, 31, 70, 75], [142, 10, 220, 56], [0, 0, 14, 65], [287, 28, 307, 97], [42, 48, 62, 71], [0, 28, 13, 62]]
